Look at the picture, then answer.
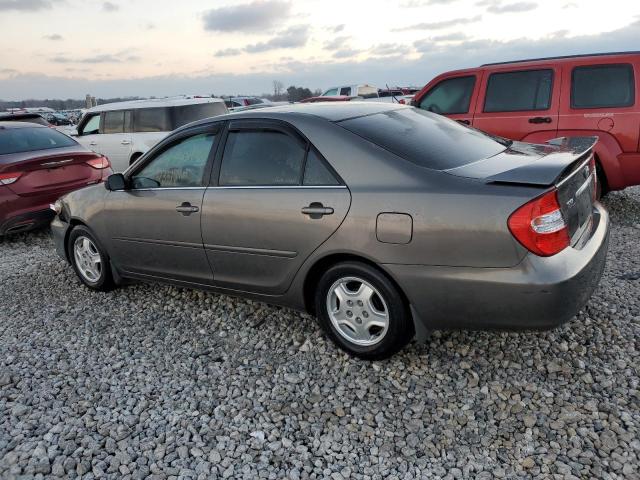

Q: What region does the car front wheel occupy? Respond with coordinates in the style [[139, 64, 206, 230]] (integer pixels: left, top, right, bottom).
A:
[[315, 262, 414, 360], [68, 226, 114, 291]]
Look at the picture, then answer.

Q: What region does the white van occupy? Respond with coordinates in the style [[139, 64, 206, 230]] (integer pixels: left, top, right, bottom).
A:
[[74, 96, 228, 172]]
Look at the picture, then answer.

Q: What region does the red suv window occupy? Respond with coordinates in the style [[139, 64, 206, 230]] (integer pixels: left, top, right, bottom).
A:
[[417, 76, 476, 114], [484, 69, 553, 112], [571, 64, 635, 109]]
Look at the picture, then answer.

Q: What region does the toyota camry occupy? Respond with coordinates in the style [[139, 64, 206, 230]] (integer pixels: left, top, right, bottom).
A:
[[50, 103, 609, 359]]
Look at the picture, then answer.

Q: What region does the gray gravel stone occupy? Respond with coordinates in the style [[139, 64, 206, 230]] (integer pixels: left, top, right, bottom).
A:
[[0, 187, 639, 479]]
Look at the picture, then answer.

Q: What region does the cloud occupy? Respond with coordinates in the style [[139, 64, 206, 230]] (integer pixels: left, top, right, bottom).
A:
[[401, 0, 459, 6], [333, 48, 362, 59], [51, 53, 140, 64], [323, 36, 352, 51], [431, 32, 469, 42], [202, 0, 291, 33], [371, 43, 412, 56], [477, 0, 537, 14], [43, 33, 63, 41], [393, 15, 482, 31], [4, 19, 639, 101], [214, 48, 242, 58], [102, 1, 118, 12], [0, 0, 59, 11], [330, 24, 345, 33], [244, 25, 310, 53]]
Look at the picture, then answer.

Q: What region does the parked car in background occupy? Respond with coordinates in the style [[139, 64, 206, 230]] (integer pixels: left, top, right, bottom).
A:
[[0, 112, 51, 127], [412, 51, 640, 195], [51, 103, 608, 359], [46, 113, 73, 126], [74, 96, 228, 172], [224, 97, 273, 111], [0, 122, 111, 236], [303, 85, 415, 104]]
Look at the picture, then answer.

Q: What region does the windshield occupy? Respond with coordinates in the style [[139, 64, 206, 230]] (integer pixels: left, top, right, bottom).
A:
[[0, 126, 77, 155], [338, 108, 507, 170]]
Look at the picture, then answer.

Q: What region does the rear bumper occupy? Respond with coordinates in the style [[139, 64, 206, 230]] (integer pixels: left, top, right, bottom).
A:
[[386, 203, 609, 332], [0, 208, 54, 235]]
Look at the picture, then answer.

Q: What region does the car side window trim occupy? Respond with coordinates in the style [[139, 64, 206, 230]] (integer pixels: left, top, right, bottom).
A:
[[209, 119, 345, 188], [482, 68, 555, 113]]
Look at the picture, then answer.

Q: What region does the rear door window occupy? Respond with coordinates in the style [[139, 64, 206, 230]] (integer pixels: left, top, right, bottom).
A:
[[219, 129, 306, 186], [303, 149, 340, 186], [484, 69, 553, 112], [419, 76, 476, 114], [571, 64, 635, 109], [134, 108, 171, 132], [339, 87, 352, 96], [102, 111, 125, 134]]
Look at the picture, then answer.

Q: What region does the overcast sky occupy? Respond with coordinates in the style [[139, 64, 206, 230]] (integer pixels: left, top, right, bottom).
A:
[[1, 0, 639, 100]]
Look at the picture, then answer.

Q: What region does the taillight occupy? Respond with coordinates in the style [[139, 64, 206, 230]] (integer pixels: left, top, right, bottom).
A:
[[243, 99, 249, 106], [0, 171, 23, 185], [86, 156, 111, 169], [399, 99, 406, 104], [508, 189, 570, 257]]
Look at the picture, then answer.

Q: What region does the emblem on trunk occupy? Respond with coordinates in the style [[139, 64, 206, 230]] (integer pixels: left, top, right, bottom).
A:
[[40, 159, 74, 167], [566, 197, 575, 208]]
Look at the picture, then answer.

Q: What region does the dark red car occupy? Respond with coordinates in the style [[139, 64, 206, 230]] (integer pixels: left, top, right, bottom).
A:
[[412, 51, 640, 195], [0, 122, 112, 236]]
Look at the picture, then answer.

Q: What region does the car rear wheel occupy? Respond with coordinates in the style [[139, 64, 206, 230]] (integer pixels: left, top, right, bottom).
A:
[[68, 226, 114, 291], [315, 262, 414, 359]]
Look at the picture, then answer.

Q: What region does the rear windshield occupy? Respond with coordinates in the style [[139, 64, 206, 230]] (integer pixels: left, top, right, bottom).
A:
[[0, 127, 77, 155], [0, 115, 49, 126], [338, 108, 506, 170]]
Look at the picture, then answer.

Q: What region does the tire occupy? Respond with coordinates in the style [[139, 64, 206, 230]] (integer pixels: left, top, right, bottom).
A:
[[67, 225, 114, 291], [314, 261, 414, 360]]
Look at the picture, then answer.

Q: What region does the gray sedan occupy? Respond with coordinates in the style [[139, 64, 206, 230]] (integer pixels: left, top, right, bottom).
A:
[[51, 103, 609, 359]]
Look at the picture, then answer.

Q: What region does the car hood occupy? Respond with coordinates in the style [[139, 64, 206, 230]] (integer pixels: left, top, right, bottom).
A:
[[443, 136, 598, 186]]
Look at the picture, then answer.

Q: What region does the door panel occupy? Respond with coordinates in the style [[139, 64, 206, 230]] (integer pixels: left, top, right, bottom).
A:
[[473, 66, 561, 141], [201, 187, 350, 294], [106, 188, 212, 283], [99, 133, 132, 172]]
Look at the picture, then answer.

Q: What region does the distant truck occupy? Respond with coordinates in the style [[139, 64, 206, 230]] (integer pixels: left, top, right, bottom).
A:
[[301, 84, 416, 104]]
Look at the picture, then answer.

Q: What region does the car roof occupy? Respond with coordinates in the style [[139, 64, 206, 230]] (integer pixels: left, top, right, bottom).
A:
[[0, 121, 47, 129], [179, 102, 406, 132], [86, 95, 225, 113], [480, 50, 640, 67], [0, 112, 44, 119]]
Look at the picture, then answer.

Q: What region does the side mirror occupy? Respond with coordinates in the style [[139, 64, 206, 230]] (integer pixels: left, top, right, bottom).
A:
[[105, 173, 127, 191]]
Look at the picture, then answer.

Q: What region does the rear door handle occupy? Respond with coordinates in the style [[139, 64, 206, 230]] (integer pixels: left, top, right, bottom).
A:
[[302, 202, 334, 219], [529, 116, 552, 124], [89, 142, 98, 146], [121, 140, 131, 145], [176, 202, 199, 216], [457, 119, 471, 125]]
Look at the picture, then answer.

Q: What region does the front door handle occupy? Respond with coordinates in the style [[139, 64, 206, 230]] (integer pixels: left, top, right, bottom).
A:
[[457, 119, 471, 125], [121, 140, 131, 145], [176, 202, 199, 216], [302, 202, 334, 219], [529, 116, 552, 124], [89, 142, 98, 146]]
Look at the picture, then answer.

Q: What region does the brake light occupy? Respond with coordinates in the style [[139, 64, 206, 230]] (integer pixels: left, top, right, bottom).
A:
[[508, 189, 570, 257], [0, 171, 23, 185], [86, 156, 111, 169]]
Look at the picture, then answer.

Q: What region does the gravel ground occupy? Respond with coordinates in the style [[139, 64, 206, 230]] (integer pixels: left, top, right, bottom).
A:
[[0, 188, 638, 480]]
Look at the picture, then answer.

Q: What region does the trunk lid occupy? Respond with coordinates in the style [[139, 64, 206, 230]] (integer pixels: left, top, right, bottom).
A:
[[0, 146, 103, 197], [445, 136, 599, 246]]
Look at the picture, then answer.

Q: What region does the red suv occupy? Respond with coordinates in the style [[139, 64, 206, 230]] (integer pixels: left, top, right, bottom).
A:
[[412, 52, 640, 194]]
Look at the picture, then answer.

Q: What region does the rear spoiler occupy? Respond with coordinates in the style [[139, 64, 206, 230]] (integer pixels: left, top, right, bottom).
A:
[[486, 136, 598, 186]]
